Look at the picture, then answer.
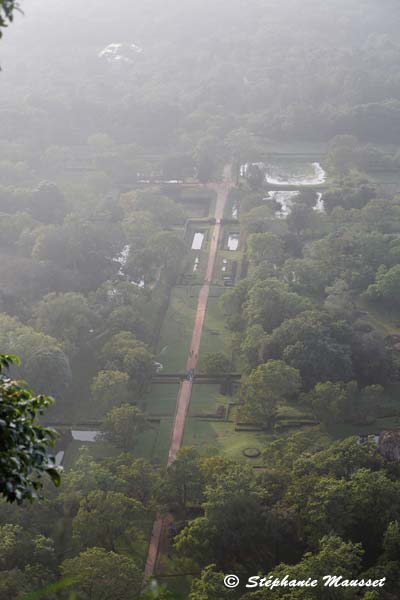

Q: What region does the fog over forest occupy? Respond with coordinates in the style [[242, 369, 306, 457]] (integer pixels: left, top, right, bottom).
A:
[[1, 1, 400, 599]]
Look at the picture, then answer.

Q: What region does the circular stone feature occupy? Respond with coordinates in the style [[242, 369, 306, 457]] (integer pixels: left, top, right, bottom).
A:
[[243, 447, 261, 458]]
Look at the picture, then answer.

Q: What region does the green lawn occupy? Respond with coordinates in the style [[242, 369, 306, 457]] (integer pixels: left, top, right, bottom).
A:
[[157, 287, 200, 371], [167, 187, 216, 218], [152, 418, 173, 464], [198, 290, 233, 363], [183, 417, 270, 465], [111, 417, 172, 464], [189, 384, 226, 416], [144, 383, 179, 416], [181, 247, 209, 285], [62, 416, 173, 468], [62, 439, 119, 469]]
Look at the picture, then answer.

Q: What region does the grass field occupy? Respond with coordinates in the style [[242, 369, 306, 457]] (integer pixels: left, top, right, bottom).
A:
[[183, 417, 270, 465], [62, 414, 173, 468], [166, 186, 216, 218], [188, 384, 226, 416], [181, 243, 210, 285], [157, 287, 199, 371], [62, 439, 119, 469], [198, 289, 233, 363], [144, 383, 180, 416]]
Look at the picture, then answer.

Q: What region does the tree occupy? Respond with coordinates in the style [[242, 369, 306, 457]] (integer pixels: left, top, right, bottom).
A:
[[225, 128, 261, 163], [194, 136, 222, 183], [127, 191, 185, 228], [282, 257, 330, 297], [0, 524, 55, 571], [0, 1, 19, 39], [219, 279, 251, 332], [324, 278, 355, 318], [351, 322, 389, 385], [30, 181, 67, 224], [0, 313, 71, 397], [242, 536, 364, 600], [240, 360, 301, 430], [123, 346, 155, 397], [190, 564, 240, 600], [108, 305, 149, 342], [262, 430, 330, 471], [34, 292, 96, 356], [243, 279, 311, 333], [158, 447, 204, 515], [122, 211, 160, 253], [263, 311, 353, 389], [361, 197, 400, 234], [99, 331, 148, 371], [0, 354, 61, 503], [351, 384, 385, 423], [242, 205, 288, 236], [161, 152, 195, 180], [382, 521, 400, 562], [364, 265, 400, 309], [286, 202, 316, 236], [294, 436, 385, 480], [282, 337, 353, 390], [90, 370, 130, 410], [240, 324, 267, 369], [289, 468, 400, 554], [114, 457, 156, 504], [247, 232, 285, 267], [175, 461, 277, 572], [61, 547, 141, 600], [72, 490, 144, 552], [302, 381, 349, 427], [323, 182, 376, 212], [200, 352, 230, 375], [151, 231, 187, 280], [101, 404, 149, 452], [0, 211, 37, 247], [32, 216, 119, 291], [24, 346, 72, 399], [246, 163, 265, 190], [124, 247, 160, 286]]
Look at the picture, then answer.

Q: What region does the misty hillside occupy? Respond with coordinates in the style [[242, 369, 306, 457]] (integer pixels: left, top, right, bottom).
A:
[[2, 0, 400, 148]]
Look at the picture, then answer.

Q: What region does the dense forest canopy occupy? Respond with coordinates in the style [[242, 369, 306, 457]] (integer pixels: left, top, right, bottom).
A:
[[2, 0, 400, 149]]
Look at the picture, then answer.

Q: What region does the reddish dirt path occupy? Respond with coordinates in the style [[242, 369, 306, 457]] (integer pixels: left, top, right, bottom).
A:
[[143, 166, 232, 581]]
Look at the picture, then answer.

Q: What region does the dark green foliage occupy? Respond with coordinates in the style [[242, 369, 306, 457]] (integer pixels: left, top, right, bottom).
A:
[[0, 1, 19, 38], [101, 404, 149, 452], [0, 354, 60, 503], [200, 352, 230, 375]]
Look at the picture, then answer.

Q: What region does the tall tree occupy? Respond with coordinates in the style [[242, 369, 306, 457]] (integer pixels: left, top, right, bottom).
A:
[[240, 360, 301, 430], [61, 547, 141, 600], [72, 490, 144, 552], [101, 404, 149, 452], [0, 354, 61, 503]]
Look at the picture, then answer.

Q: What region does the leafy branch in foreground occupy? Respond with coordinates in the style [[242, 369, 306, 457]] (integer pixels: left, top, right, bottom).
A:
[[0, 0, 21, 37], [0, 353, 61, 503]]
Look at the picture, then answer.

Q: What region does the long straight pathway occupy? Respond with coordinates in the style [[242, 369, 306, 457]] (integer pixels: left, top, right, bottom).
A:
[[143, 165, 232, 580]]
